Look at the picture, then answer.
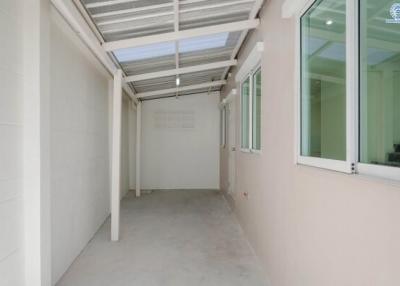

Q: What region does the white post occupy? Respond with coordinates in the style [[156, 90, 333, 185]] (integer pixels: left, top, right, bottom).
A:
[[136, 102, 142, 197], [111, 69, 123, 241]]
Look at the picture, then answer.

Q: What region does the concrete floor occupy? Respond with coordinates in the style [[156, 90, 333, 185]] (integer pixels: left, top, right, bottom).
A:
[[57, 190, 267, 286]]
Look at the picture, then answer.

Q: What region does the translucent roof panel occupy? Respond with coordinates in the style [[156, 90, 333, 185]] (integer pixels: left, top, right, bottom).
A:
[[115, 33, 229, 63], [179, 32, 241, 67], [179, 0, 254, 30], [120, 54, 176, 76], [180, 33, 229, 53], [115, 42, 175, 62]]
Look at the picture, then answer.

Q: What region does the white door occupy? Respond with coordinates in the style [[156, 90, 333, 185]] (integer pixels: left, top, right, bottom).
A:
[[227, 100, 236, 194]]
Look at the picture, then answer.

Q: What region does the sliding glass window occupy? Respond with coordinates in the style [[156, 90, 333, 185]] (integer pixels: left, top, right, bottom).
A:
[[300, 0, 347, 161], [359, 0, 400, 168], [220, 106, 226, 148], [252, 68, 262, 150], [241, 77, 250, 149], [241, 67, 262, 152]]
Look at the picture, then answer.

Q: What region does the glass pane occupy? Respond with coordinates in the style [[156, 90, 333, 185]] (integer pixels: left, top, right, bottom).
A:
[[300, 0, 347, 161], [220, 109, 224, 146], [241, 77, 250, 149], [359, 0, 400, 167], [252, 68, 261, 150]]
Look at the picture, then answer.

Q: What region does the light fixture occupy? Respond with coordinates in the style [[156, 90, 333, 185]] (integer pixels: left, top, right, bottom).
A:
[[326, 19, 333, 26], [176, 76, 180, 86]]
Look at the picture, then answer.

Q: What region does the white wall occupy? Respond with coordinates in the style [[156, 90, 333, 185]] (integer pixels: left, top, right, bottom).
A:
[[0, 1, 24, 285], [141, 94, 220, 190], [49, 8, 111, 284]]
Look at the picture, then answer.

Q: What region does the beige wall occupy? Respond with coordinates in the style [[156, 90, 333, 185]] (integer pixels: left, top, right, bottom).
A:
[[220, 0, 400, 285]]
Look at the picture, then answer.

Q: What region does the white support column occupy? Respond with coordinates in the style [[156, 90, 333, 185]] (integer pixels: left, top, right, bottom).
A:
[[111, 69, 123, 241], [136, 102, 142, 197]]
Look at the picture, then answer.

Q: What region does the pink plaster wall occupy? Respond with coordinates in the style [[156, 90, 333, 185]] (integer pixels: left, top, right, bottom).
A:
[[220, 0, 400, 285]]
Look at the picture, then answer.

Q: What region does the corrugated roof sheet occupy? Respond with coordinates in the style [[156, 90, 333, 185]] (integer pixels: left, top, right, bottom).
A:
[[80, 0, 260, 99]]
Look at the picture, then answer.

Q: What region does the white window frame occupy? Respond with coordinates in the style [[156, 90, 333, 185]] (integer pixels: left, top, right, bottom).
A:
[[240, 76, 251, 152], [240, 63, 262, 153], [251, 66, 262, 154], [220, 105, 227, 148], [295, 0, 356, 174], [295, 0, 400, 182]]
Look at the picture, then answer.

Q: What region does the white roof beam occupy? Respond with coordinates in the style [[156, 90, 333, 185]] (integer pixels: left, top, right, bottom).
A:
[[125, 60, 237, 82], [136, 80, 226, 98], [103, 19, 260, 51]]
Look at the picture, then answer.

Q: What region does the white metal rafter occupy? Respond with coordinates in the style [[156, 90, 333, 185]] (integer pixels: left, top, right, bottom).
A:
[[136, 81, 227, 99], [102, 19, 260, 51], [125, 60, 237, 82]]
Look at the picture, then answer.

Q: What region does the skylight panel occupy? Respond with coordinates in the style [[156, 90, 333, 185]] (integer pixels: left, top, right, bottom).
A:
[[180, 33, 229, 53], [113, 33, 230, 62], [114, 42, 175, 62]]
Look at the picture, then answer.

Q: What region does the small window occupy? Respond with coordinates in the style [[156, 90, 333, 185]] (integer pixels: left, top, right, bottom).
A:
[[241, 77, 250, 149], [241, 67, 261, 152], [220, 106, 226, 148], [252, 68, 262, 150], [300, 0, 347, 161]]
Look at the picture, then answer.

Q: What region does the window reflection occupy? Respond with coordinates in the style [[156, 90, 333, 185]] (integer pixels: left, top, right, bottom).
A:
[[300, 0, 347, 161], [359, 0, 400, 167]]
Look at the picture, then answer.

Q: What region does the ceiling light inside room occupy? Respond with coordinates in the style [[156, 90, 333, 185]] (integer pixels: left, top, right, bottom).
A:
[[326, 19, 333, 26], [176, 77, 180, 86]]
